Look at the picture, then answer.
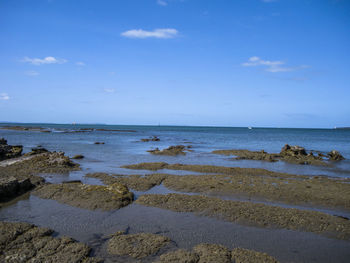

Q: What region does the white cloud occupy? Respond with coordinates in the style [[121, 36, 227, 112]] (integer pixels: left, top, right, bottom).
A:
[[0, 93, 10, 100], [22, 56, 67, 65], [104, 88, 115, 93], [25, 70, 40, 76], [157, 0, 168, 6], [242, 57, 308, 73], [76, 62, 86, 66], [121, 28, 178, 39]]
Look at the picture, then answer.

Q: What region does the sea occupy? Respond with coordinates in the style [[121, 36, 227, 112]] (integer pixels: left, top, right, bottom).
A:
[[0, 123, 350, 262]]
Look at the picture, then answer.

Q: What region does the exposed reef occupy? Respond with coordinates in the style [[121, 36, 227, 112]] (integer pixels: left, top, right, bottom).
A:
[[108, 232, 170, 259], [136, 194, 350, 240], [33, 182, 134, 211], [72, 154, 85, 159], [156, 244, 279, 263], [122, 162, 350, 210], [141, 136, 160, 142], [85, 173, 167, 191], [0, 151, 80, 203], [147, 145, 191, 156], [0, 221, 100, 263], [212, 144, 345, 166]]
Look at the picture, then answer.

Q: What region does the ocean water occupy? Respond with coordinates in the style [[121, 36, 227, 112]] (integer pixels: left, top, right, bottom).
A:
[[1, 123, 350, 262], [1, 123, 350, 178]]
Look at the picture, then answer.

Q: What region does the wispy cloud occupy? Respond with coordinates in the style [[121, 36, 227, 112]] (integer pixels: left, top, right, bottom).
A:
[[242, 57, 308, 73], [121, 28, 178, 39], [22, 56, 67, 65], [76, 62, 86, 66], [25, 70, 40, 76], [0, 93, 10, 100], [104, 88, 115, 93], [157, 0, 168, 6]]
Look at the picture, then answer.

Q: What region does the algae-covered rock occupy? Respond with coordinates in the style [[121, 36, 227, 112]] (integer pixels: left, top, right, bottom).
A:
[[0, 138, 23, 161], [148, 145, 189, 156], [328, 150, 345, 161], [141, 136, 160, 142], [212, 149, 278, 162], [107, 232, 170, 259], [0, 177, 33, 201], [136, 193, 350, 240], [231, 247, 279, 263], [0, 221, 101, 263], [155, 244, 279, 263], [85, 172, 167, 191], [33, 182, 134, 211]]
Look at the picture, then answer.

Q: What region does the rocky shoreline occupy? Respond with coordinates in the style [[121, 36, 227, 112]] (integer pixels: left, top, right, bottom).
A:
[[0, 136, 349, 262]]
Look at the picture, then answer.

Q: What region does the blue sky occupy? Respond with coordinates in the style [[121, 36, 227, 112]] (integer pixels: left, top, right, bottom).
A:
[[0, 0, 349, 128]]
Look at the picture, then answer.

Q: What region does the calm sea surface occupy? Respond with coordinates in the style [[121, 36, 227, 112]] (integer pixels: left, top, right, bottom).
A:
[[1, 123, 350, 178]]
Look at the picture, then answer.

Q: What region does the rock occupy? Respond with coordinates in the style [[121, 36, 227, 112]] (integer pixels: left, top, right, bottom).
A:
[[280, 144, 307, 157], [72, 154, 85, 159], [0, 221, 101, 263], [193, 243, 231, 263], [155, 244, 279, 263], [328, 150, 345, 161], [25, 147, 49, 155], [107, 232, 170, 259], [147, 145, 189, 156], [141, 136, 160, 142], [231, 248, 279, 263], [0, 177, 33, 201], [0, 138, 23, 161], [33, 182, 134, 211], [156, 249, 199, 263], [94, 142, 105, 145]]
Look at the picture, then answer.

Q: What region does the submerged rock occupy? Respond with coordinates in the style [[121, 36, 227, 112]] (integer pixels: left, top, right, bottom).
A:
[[147, 145, 189, 156], [0, 138, 23, 161], [107, 232, 170, 259], [33, 182, 134, 211], [0, 221, 101, 263], [72, 154, 85, 159]]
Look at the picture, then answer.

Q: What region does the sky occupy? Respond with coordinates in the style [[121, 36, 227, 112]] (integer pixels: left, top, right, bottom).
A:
[[0, 0, 349, 128]]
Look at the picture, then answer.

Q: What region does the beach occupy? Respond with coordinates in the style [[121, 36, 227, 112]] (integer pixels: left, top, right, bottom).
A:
[[1, 123, 350, 262]]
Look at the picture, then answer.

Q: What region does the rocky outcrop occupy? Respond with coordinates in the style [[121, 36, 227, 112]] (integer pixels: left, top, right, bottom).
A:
[[213, 144, 345, 166], [147, 145, 191, 156], [328, 150, 345, 161], [33, 182, 134, 211], [0, 221, 101, 263], [107, 232, 170, 259], [141, 136, 160, 142], [0, 138, 23, 161], [0, 151, 79, 203]]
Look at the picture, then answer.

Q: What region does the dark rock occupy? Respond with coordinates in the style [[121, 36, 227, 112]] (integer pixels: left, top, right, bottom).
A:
[[328, 150, 345, 161], [0, 177, 33, 201], [0, 221, 101, 263], [0, 138, 23, 161], [141, 136, 160, 142], [147, 145, 189, 156], [25, 147, 49, 155], [94, 142, 105, 145], [280, 144, 307, 157], [72, 154, 85, 159]]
